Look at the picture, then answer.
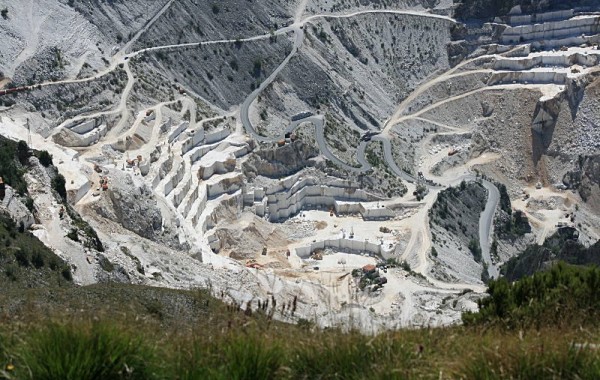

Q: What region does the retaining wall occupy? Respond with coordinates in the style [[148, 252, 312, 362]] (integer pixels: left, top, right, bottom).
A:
[[172, 174, 191, 208], [267, 184, 374, 221], [69, 119, 97, 134], [502, 16, 600, 44], [205, 128, 230, 144], [493, 52, 599, 70], [163, 161, 185, 196], [295, 238, 393, 259], [68, 124, 107, 147], [168, 122, 189, 143], [488, 70, 567, 85], [181, 128, 205, 155], [206, 173, 244, 198]]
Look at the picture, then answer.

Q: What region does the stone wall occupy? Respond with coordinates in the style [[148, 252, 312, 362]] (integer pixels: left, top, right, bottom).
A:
[[501, 15, 600, 44], [295, 237, 393, 258]]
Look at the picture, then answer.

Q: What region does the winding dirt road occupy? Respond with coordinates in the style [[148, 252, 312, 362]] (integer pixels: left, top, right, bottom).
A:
[[23, 2, 508, 296]]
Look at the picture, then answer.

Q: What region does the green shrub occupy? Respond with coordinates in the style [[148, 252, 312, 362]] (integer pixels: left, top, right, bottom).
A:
[[497, 182, 511, 214], [98, 255, 114, 272], [252, 60, 262, 78], [32, 250, 45, 268], [16, 140, 30, 164], [0, 136, 29, 195], [52, 174, 67, 202], [4, 264, 17, 281], [66, 228, 79, 242], [64, 204, 103, 251], [400, 260, 411, 272], [19, 322, 157, 380], [38, 150, 53, 167], [463, 262, 600, 328], [24, 197, 35, 212], [61, 267, 72, 281], [14, 249, 29, 267], [468, 238, 482, 262]]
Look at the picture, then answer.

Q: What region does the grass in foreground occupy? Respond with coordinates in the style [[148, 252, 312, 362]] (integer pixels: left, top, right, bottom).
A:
[[15, 323, 154, 380], [1, 263, 600, 379], [0, 309, 599, 379]]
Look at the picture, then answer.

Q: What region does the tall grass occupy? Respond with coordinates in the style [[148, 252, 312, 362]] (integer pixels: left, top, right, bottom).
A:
[[0, 280, 599, 380], [289, 332, 416, 379], [219, 334, 283, 379], [461, 344, 600, 379], [0, 336, 10, 380], [15, 322, 158, 380], [0, 320, 599, 380], [175, 333, 282, 380]]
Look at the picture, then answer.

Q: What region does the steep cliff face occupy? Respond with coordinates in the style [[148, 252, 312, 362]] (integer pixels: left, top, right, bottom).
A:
[[257, 12, 452, 139], [531, 93, 561, 166], [539, 75, 600, 199], [242, 140, 319, 179], [91, 170, 184, 249], [428, 182, 489, 284], [502, 228, 599, 281], [579, 156, 600, 204], [563, 155, 600, 211]]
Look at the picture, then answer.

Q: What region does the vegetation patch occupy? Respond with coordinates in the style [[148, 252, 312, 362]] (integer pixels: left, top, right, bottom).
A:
[[0, 137, 28, 196], [64, 205, 104, 252], [0, 212, 72, 289], [465, 262, 600, 328], [502, 228, 599, 281]]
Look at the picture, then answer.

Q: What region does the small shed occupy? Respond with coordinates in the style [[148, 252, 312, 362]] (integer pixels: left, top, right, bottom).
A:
[[362, 264, 376, 274]]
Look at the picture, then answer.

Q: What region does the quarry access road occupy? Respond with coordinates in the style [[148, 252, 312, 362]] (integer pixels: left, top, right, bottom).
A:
[[30, 7, 456, 92], [125, 9, 454, 58], [288, 116, 369, 172], [383, 46, 532, 134], [479, 180, 500, 279], [301, 9, 455, 25], [236, 24, 367, 174], [238, 8, 455, 179], [389, 83, 564, 132], [53, 60, 136, 140], [239, 26, 303, 143], [372, 136, 420, 183], [406, 173, 499, 291], [127, 31, 289, 58], [33, 0, 176, 89], [109, 61, 135, 138], [382, 69, 493, 135], [128, 6, 457, 181], [35, 6, 459, 143]]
